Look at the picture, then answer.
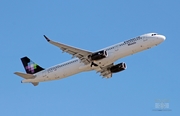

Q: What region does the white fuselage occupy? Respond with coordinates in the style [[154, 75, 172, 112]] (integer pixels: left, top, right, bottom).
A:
[[22, 33, 165, 83]]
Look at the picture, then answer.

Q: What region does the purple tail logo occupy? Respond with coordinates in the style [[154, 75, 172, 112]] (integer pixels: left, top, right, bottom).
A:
[[25, 61, 37, 73]]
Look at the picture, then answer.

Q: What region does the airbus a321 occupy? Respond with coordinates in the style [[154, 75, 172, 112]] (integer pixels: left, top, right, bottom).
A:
[[14, 33, 165, 86]]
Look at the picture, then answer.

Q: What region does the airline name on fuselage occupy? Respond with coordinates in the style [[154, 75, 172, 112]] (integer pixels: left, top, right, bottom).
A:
[[124, 36, 142, 46]]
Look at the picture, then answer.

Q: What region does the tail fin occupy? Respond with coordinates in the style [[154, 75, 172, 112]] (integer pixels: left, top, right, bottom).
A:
[[21, 56, 44, 74]]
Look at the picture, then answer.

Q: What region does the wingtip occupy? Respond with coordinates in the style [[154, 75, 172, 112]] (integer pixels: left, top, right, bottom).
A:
[[14, 72, 18, 75], [43, 35, 50, 42]]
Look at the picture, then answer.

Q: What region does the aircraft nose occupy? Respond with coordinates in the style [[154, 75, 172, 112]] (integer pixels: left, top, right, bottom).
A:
[[158, 35, 166, 41]]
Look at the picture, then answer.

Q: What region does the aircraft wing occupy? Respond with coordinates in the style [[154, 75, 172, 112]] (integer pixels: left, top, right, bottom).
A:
[[95, 63, 114, 78], [44, 35, 93, 64]]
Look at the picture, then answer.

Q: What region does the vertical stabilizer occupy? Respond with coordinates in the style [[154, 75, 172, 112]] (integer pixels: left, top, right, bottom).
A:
[[21, 57, 44, 74]]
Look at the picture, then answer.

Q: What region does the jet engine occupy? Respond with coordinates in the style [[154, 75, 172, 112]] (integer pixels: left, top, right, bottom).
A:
[[88, 50, 107, 61], [110, 62, 127, 73]]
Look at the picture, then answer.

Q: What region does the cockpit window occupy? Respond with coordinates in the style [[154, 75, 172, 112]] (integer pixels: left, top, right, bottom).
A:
[[152, 33, 157, 36]]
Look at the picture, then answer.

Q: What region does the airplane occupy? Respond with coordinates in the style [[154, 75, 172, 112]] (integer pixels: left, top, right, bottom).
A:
[[14, 33, 166, 86]]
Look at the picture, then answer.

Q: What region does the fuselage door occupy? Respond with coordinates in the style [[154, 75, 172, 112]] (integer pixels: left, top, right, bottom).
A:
[[115, 45, 119, 51], [143, 36, 148, 41]]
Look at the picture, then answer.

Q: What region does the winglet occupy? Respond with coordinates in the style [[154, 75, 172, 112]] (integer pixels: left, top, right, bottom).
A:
[[43, 35, 50, 42]]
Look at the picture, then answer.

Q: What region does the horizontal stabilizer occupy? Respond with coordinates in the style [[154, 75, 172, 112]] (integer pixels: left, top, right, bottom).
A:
[[14, 72, 39, 86], [32, 82, 39, 86], [14, 72, 35, 79]]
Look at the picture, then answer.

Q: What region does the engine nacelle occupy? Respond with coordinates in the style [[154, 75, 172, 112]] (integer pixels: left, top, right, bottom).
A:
[[88, 50, 107, 61], [110, 62, 127, 73]]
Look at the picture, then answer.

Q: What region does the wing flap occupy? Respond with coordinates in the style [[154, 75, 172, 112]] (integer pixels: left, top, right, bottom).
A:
[[95, 64, 114, 78]]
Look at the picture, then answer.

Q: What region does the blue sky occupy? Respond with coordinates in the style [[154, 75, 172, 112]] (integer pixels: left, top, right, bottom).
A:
[[0, 0, 179, 116]]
